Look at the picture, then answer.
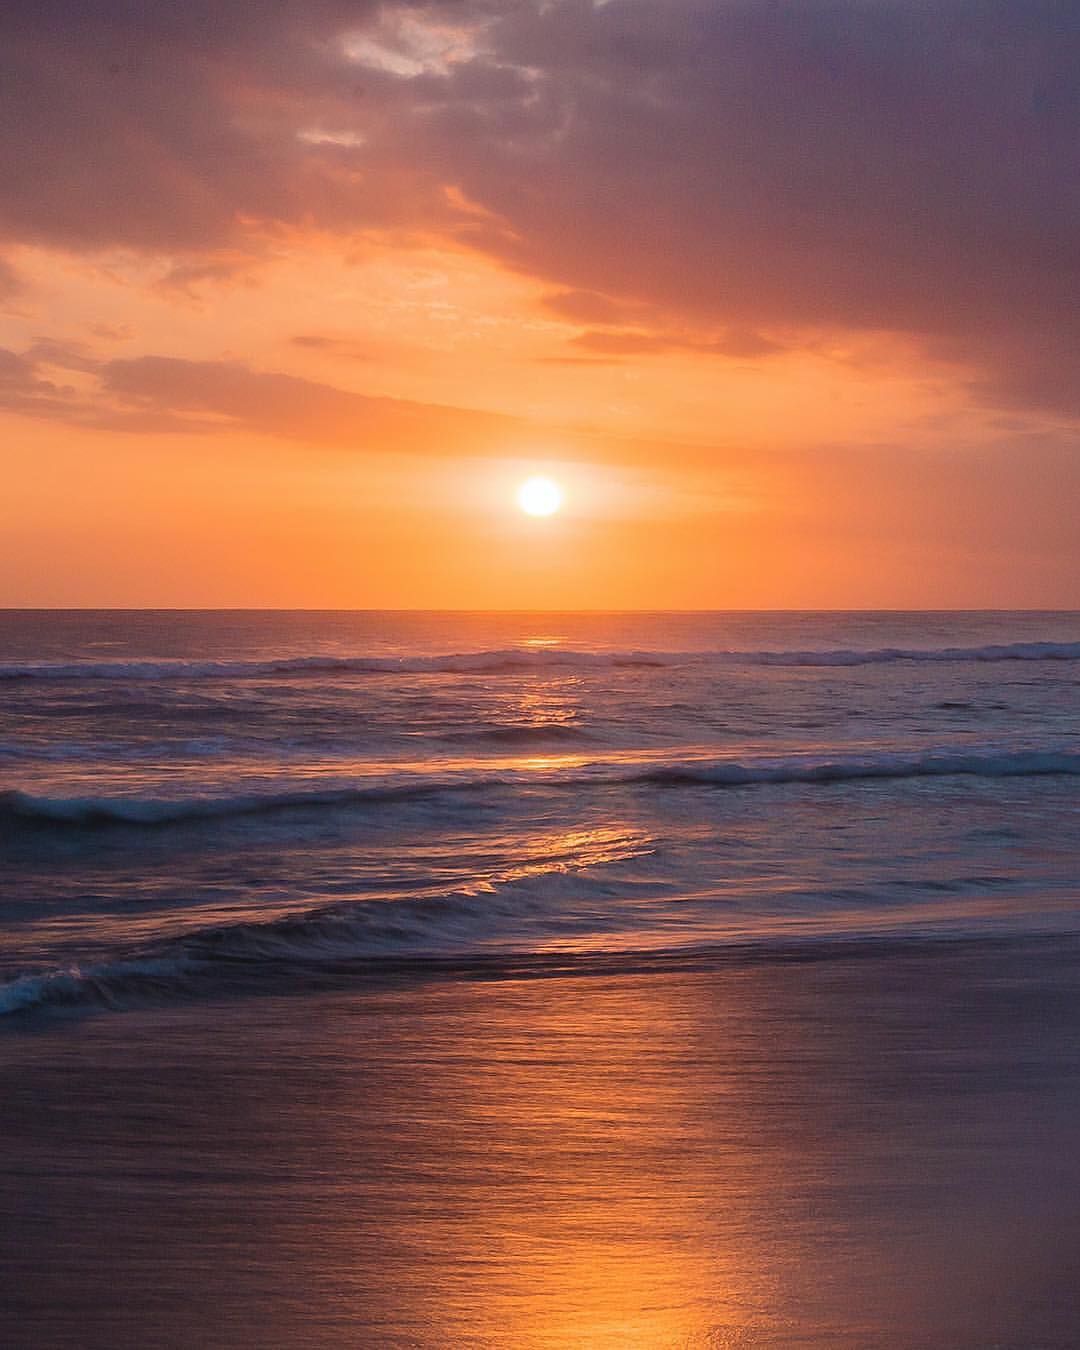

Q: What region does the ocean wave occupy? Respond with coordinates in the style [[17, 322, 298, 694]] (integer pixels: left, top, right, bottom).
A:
[[0, 867, 646, 1018], [1, 640, 1078, 683], [0, 959, 183, 1017], [0, 779, 481, 826], [751, 641, 1080, 667], [4, 848, 1072, 1020], [0, 649, 671, 683], [3, 747, 1078, 829], [629, 748, 1080, 787]]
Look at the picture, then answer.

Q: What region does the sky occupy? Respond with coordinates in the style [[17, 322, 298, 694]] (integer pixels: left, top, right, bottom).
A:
[[2, 0, 1079, 608]]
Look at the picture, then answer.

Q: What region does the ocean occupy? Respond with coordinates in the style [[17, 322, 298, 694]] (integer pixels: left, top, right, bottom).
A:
[[2, 610, 1080, 1347]]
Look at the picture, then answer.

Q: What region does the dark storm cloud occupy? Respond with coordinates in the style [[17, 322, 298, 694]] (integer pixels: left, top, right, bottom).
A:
[[4, 1, 1080, 414]]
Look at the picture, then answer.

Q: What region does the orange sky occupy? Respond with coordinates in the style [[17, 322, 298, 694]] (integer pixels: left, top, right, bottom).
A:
[[2, 1, 1078, 608]]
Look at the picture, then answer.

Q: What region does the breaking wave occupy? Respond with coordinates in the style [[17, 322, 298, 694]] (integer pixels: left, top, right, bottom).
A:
[[0, 779, 481, 826], [3, 747, 1078, 829], [2, 640, 1079, 683], [750, 641, 1080, 666], [0, 650, 672, 682], [0, 866, 660, 1018]]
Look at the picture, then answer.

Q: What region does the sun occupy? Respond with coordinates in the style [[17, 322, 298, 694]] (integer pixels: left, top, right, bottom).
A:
[[516, 475, 563, 517]]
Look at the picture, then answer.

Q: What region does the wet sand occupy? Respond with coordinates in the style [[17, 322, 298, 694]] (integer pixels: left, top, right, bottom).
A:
[[3, 938, 1080, 1348]]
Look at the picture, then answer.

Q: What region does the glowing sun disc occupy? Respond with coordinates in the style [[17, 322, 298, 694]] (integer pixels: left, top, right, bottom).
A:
[[517, 476, 563, 517]]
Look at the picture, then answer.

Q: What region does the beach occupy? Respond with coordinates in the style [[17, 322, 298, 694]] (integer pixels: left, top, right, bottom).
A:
[[5, 939, 1080, 1348]]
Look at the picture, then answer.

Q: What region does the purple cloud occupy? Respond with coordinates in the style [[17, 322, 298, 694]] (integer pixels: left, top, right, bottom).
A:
[[3, 1, 1080, 414]]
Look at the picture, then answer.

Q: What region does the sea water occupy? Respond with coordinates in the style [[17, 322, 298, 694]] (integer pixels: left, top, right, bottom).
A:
[[1, 609, 1078, 1015]]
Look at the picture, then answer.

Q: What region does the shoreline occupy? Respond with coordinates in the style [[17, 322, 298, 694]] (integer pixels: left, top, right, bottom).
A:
[[4, 937, 1080, 1347]]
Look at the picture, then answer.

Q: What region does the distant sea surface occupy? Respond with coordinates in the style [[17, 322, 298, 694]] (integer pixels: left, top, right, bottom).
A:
[[3, 611, 1080, 1348]]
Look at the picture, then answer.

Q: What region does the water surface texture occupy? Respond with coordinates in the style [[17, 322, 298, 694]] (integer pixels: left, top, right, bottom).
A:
[[2, 610, 1079, 1008], [2, 611, 1079, 1347]]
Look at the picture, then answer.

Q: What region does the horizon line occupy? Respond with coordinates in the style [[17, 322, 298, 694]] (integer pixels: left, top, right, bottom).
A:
[[3, 607, 1078, 616]]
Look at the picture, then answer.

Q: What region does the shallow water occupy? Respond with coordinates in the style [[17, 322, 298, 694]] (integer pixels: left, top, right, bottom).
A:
[[4, 942, 1080, 1348]]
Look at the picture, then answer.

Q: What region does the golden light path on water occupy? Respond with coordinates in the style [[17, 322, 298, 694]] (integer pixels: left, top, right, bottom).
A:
[[25, 946, 1057, 1348]]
